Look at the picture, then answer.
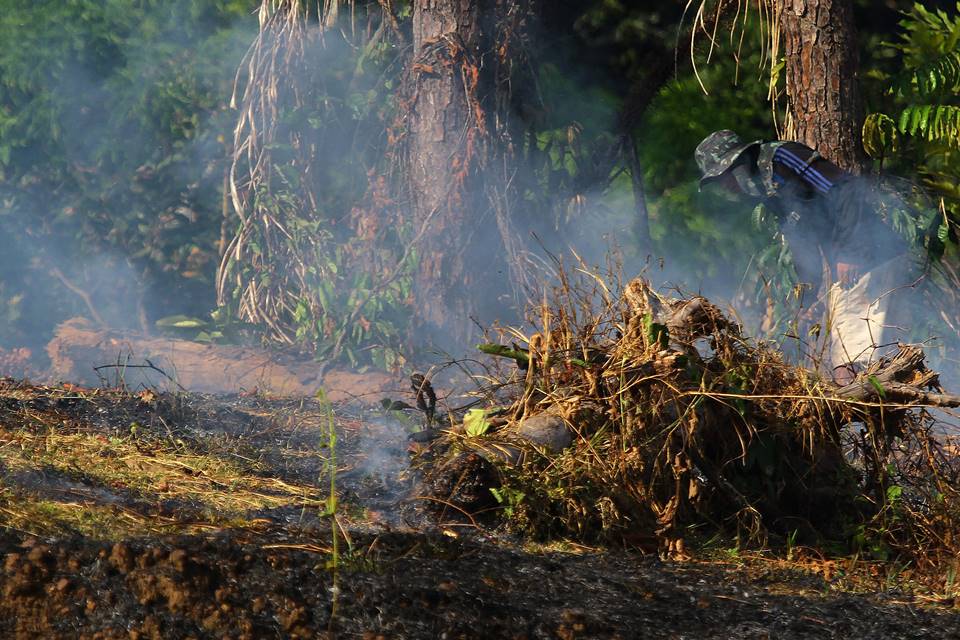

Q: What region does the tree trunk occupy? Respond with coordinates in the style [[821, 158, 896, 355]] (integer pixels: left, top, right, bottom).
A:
[[625, 134, 652, 252], [408, 0, 485, 345], [780, 0, 864, 172]]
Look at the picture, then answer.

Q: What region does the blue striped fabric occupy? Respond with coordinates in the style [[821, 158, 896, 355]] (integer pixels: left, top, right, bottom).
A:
[[773, 146, 834, 194]]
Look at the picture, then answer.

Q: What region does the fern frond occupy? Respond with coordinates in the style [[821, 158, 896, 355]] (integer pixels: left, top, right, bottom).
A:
[[892, 50, 960, 97], [897, 105, 960, 146], [862, 113, 900, 158]]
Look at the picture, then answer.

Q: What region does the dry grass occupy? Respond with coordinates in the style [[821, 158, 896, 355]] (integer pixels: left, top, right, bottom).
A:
[[463, 266, 960, 567], [0, 381, 335, 540], [0, 425, 325, 539]]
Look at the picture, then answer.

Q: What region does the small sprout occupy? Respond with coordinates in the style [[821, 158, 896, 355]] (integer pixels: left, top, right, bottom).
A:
[[322, 495, 337, 517]]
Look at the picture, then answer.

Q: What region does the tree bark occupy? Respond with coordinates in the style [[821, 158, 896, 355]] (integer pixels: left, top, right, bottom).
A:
[[408, 0, 485, 345], [780, 0, 865, 172]]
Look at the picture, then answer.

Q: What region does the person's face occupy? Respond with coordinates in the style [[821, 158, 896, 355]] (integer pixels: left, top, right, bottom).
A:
[[703, 163, 747, 200], [713, 168, 743, 194], [704, 157, 761, 201]]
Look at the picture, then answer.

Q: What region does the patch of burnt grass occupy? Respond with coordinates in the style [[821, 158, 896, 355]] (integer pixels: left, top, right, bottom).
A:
[[0, 382, 346, 540]]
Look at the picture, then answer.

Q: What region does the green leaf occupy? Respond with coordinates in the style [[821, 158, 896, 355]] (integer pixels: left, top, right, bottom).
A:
[[886, 484, 903, 503], [642, 313, 669, 350], [897, 105, 960, 146], [155, 315, 207, 329], [463, 408, 491, 437], [868, 375, 887, 399], [477, 343, 529, 367], [862, 113, 899, 158]]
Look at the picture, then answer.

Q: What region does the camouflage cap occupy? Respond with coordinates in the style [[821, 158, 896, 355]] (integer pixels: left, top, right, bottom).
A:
[[695, 130, 762, 186]]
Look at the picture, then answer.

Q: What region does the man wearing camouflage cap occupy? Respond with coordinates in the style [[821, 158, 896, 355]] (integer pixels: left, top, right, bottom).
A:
[[695, 130, 919, 375]]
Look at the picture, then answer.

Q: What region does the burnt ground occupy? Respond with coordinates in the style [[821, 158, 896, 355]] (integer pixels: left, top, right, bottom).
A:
[[1, 378, 959, 639]]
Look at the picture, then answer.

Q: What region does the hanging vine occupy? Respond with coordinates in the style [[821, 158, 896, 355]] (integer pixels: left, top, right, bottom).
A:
[[216, 0, 411, 366]]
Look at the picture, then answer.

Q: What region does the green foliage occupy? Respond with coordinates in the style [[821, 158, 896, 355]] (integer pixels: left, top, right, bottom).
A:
[[489, 485, 526, 518], [895, 2, 960, 71], [893, 49, 960, 97], [0, 0, 409, 366], [897, 104, 960, 144], [0, 0, 257, 349], [863, 2, 960, 358], [463, 409, 492, 438], [866, 3, 960, 179], [641, 313, 669, 350], [216, 6, 414, 367], [863, 113, 901, 157], [502, 58, 628, 244]]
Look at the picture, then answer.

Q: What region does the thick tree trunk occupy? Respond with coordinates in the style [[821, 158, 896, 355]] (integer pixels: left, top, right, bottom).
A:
[[408, 0, 485, 344], [780, 0, 864, 172]]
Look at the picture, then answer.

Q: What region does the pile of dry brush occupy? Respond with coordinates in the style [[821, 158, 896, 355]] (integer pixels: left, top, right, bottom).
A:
[[424, 271, 960, 566]]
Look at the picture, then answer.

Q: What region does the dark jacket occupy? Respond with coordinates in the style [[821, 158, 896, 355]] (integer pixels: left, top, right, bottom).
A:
[[735, 141, 906, 289]]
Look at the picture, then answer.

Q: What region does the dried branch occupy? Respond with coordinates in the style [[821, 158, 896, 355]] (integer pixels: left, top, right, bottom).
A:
[[49, 267, 106, 327]]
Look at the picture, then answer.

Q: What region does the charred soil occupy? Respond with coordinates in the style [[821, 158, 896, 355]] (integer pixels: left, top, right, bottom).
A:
[[0, 378, 958, 639], [5, 528, 960, 639]]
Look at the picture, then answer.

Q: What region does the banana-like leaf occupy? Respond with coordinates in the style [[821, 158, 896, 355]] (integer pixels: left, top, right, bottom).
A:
[[155, 315, 208, 329]]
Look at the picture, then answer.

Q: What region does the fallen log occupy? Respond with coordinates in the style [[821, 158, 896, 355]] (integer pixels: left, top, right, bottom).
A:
[[46, 317, 395, 402], [834, 344, 960, 407]]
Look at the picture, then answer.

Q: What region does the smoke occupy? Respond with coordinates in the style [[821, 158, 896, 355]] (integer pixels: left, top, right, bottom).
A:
[[0, 2, 257, 371], [2, 1, 957, 416], [0, 3, 712, 378]]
